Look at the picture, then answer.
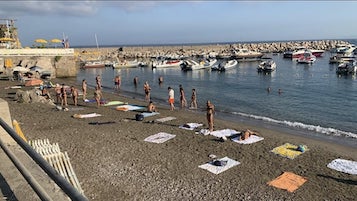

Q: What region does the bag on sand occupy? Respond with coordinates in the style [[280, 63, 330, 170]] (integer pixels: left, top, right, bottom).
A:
[[135, 113, 144, 121]]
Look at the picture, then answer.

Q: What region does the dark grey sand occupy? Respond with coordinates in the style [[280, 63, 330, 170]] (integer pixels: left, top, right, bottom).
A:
[[1, 78, 356, 201]]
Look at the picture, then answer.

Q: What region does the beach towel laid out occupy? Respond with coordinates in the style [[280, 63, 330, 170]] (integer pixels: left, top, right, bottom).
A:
[[271, 143, 308, 159], [84, 99, 106, 104], [140, 112, 160, 118], [327, 159, 357, 175], [231, 134, 264, 144], [209, 129, 239, 138], [72, 113, 102, 119], [155, 116, 176, 123], [144, 132, 176, 143], [267, 172, 307, 192], [198, 156, 240, 175], [199, 129, 211, 135], [115, 104, 146, 111], [103, 100, 125, 106], [179, 123, 203, 130]]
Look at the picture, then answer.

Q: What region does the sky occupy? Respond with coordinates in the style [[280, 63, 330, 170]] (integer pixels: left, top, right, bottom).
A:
[[0, 1, 357, 47]]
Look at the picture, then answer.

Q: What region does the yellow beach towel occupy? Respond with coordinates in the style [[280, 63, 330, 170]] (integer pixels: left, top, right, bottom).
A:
[[271, 143, 308, 159], [268, 172, 307, 192]]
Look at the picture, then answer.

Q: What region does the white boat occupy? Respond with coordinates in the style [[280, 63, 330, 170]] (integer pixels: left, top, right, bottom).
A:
[[181, 59, 217, 71], [113, 60, 140, 68], [257, 59, 276, 72], [152, 60, 182, 68], [212, 59, 238, 71], [331, 44, 356, 55], [336, 60, 357, 75], [296, 50, 316, 64], [329, 54, 356, 64], [232, 48, 263, 61], [292, 46, 324, 59], [82, 61, 105, 69]]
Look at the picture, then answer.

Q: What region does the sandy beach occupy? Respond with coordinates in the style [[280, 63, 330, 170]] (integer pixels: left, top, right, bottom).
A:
[[0, 77, 356, 201]]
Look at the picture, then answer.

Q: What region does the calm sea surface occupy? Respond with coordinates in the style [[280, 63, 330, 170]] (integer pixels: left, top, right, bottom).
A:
[[76, 40, 357, 148]]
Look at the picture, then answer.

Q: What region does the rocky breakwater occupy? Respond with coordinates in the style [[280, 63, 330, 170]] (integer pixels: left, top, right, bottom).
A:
[[75, 39, 352, 62]]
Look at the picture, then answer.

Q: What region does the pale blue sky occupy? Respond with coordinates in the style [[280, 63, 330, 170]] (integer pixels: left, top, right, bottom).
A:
[[1, 1, 356, 47]]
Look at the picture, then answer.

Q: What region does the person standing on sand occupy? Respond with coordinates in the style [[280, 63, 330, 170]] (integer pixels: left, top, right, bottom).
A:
[[179, 84, 187, 108], [82, 79, 87, 101], [94, 86, 102, 108], [144, 81, 151, 102], [71, 86, 79, 106], [61, 84, 68, 107], [55, 83, 62, 104], [206, 100, 214, 132], [190, 88, 197, 109], [114, 75, 121, 90], [168, 87, 175, 111]]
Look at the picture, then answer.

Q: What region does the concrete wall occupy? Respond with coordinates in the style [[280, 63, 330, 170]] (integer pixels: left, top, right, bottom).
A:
[[0, 48, 77, 78]]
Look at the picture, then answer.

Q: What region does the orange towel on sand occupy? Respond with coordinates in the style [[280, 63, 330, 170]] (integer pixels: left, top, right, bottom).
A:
[[267, 172, 307, 192]]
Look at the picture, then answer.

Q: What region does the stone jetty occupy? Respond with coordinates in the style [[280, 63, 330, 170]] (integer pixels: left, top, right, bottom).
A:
[[75, 39, 352, 62]]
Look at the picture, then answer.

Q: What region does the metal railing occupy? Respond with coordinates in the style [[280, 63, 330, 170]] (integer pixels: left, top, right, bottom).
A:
[[0, 48, 74, 56], [0, 118, 88, 201]]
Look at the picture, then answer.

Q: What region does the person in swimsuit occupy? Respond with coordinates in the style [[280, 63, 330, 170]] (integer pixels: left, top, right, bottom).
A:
[[114, 75, 121, 90], [144, 81, 151, 102], [239, 129, 259, 141], [71, 86, 79, 106], [61, 84, 68, 107], [82, 79, 87, 101], [179, 84, 187, 109], [206, 100, 214, 132], [147, 101, 157, 112], [55, 84, 62, 104], [168, 87, 175, 111], [190, 88, 197, 109], [94, 86, 102, 108]]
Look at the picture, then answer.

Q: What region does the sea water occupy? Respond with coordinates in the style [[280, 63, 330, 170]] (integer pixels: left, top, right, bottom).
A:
[[76, 42, 357, 148]]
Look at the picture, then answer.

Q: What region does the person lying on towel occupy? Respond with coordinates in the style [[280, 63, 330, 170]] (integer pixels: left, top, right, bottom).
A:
[[239, 129, 259, 141]]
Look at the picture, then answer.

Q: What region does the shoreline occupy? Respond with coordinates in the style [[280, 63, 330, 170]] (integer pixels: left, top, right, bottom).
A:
[[1, 78, 356, 200]]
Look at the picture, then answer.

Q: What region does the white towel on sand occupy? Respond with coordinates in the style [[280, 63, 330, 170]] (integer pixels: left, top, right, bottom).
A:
[[179, 123, 203, 130], [155, 116, 176, 123], [199, 156, 240, 175], [144, 132, 176, 143], [327, 159, 357, 175], [209, 129, 239, 138], [72, 113, 102, 119], [231, 135, 264, 144]]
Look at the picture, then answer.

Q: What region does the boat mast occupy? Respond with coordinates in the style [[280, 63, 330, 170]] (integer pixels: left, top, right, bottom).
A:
[[95, 33, 99, 49]]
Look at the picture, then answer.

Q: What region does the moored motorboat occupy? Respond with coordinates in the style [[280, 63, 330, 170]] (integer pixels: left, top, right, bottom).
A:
[[181, 59, 217, 71], [257, 59, 276, 72], [296, 50, 316, 64], [232, 48, 263, 61], [212, 59, 238, 71], [113, 60, 140, 68], [152, 59, 182, 68], [336, 60, 357, 75], [292, 46, 324, 59], [82, 61, 105, 68]]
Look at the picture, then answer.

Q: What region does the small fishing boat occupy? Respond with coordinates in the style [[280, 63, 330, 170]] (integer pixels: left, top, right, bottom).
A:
[[257, 59, 276, 72]]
